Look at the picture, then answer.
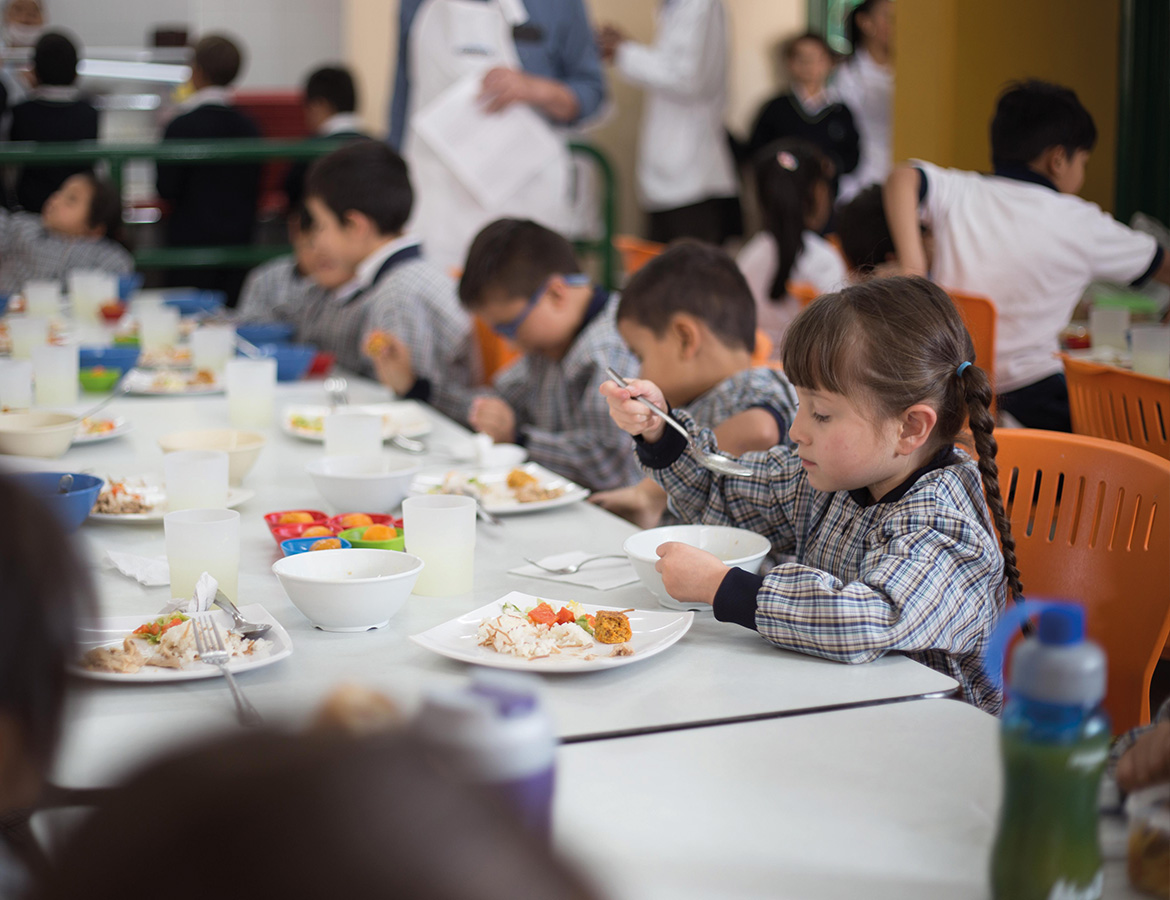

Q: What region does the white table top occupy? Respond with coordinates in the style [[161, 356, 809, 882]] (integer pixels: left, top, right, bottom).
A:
[[554, 699, 1141, 900], [7, 378, 956, 788]]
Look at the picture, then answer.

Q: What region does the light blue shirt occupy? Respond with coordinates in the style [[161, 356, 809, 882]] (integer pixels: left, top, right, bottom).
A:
[[388, 0, 606, 149]]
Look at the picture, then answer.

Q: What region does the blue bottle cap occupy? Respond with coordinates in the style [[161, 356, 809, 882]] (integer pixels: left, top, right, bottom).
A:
[[1037, 606, 1085, 646]]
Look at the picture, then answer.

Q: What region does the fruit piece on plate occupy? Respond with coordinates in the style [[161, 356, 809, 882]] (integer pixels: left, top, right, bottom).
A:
[[340, 513, 373, 528], [302, 525, 334, 538], [361, 524, 396, 541], [310, 538, 342, 551], [280, 511, 315, 524]]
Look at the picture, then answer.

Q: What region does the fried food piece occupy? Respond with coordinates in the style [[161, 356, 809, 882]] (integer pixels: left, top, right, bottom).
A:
[[593, 609, 632, 644], [506, 468, 539, 489], [190, 369, 215, 385], [364, 331, 390, 357], [83, 638, 145, 674]]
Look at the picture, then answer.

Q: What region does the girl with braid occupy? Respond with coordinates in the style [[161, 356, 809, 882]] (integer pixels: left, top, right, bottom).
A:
[[602, 276, 1020, 712]]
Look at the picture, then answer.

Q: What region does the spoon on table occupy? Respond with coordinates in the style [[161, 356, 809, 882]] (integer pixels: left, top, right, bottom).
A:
[[213, 589, 272, 640], [605, 368, 753, 477], [57, 473, 73, 494], [67, 379, 131, 425]]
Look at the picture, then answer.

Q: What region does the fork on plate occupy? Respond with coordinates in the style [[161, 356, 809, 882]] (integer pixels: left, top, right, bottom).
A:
[[190, 613, 263, 728]]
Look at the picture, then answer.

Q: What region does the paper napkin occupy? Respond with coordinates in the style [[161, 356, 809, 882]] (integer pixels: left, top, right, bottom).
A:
[[104, 551, 170, 587], [159, 572, 218, 615], [508, 551, 638, 591]]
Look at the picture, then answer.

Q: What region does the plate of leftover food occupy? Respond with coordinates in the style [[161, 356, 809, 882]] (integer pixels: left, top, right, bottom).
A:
[[281, 402, 432, 441], [410, 463, 588, 515], [122, 367, 222, 395], [72, 416, 131, 444], [89, 476, 253, 522], [410, 591, 693, 673], [71, 606, 292, 683]]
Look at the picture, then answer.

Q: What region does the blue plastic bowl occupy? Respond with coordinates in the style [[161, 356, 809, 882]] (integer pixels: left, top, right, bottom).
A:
[[254, 343, 317, 382], [163, 289, 226, 317], [11, 472, 103, 533], [78, 345, 141, 373], [280, 536, 353, 557], [117, 273, 144, 301], [236, 322, 296, 346], [0, 293, 10, 315]]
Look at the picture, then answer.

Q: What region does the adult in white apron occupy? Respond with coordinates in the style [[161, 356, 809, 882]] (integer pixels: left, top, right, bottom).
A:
[[389, 0, 606, 273]]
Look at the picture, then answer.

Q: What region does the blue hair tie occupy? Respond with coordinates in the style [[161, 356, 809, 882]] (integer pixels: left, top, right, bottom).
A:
[[956, 361, 972, 377]]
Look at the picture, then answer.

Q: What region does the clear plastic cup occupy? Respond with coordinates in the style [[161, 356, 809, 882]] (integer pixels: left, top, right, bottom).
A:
[[138, 306, 181, 353], [324, 412, 384, 457], [23, 280, 61, 318], [163, 449, 229, 511], [0, 359, 33, 412], [68, 270, 117, 324], [224, 358, 278, 428], [190, 325, 237, 372], [8, 316, 49, 360], [164, 508, 241, 602], [1130, 326, 1170, 379], [1089, 305, 1130, 353], [402, 494, 476, 596], [31, 343, 79, 407]]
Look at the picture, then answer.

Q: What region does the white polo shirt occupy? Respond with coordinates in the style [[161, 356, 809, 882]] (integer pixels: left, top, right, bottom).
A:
[[916, 160, 1162, 393]]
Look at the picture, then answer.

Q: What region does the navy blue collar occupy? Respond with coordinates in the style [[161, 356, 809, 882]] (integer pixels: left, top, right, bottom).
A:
[[992, 163, 1058, 192], [848, 446, 959, 508], [337, 244, 421, 306], [577, 285, 610, 334]]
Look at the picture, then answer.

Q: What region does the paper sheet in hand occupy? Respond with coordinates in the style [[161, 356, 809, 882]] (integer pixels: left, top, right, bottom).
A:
[[412, 73, 563, 209]]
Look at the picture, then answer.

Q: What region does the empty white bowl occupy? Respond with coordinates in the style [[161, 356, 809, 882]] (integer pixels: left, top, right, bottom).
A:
[[623, 524, 772, 611], [0, 411, 78, 458], [158, 428, 265, 485], [271, 547, 424, 632], [306, 454, 421, 512]]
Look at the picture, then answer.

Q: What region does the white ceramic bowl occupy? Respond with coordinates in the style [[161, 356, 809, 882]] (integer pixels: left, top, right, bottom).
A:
[[306, 454, 421, 513], [271, 547, 424, 632], [623, 524, 772, 611], [0, 411, 78, 458], [158, 428, 265, 485]]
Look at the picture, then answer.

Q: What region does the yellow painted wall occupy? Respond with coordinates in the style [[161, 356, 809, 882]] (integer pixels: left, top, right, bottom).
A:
[[893, 0, 1120, 211]]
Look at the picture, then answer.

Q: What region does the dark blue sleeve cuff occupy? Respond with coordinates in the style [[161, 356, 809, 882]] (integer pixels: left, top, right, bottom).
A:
[[748, 403, 788, 445], [634, 413, 688, 469], [914, 166, 928, 203], [404, 377, 431, 403], [713, 567, 763, 631], [1132, 245, 1165, 287]]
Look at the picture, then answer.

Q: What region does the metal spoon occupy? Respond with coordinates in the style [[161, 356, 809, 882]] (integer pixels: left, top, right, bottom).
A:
[[323, 375, 349, 410], [606, 368, 753, 477], [213, 589, 272, 640], [390, 433, 427, 454], [524, 554, 626, 575], [57, 473, 73, 494], [68, 380, 130, 424], [235, 334, 265, 359]]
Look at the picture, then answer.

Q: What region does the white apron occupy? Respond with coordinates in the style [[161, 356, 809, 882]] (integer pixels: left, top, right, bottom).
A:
[[404, 0, 571, 272]]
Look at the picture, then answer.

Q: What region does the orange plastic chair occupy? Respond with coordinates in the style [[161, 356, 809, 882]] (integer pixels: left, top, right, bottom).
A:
[[613, 235, 665, 280], [947, 290, 998, 390], [788, 282, 820, 308], [473, 316, 521, 384], [994, 429, 1170, 733], [1062, 355, 1170, 460]]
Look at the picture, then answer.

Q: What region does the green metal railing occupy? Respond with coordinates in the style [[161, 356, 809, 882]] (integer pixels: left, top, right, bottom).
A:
[[0, 138, 619, 289]]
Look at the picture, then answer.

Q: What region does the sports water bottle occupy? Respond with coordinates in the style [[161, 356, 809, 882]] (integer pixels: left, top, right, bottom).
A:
[[989, 603, 1110, 900], [412, 670, 557, 838]]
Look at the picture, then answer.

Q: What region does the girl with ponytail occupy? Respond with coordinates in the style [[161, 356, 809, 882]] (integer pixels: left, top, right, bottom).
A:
[[602, 276, 1019, 713], [737, 138, 846, 354]]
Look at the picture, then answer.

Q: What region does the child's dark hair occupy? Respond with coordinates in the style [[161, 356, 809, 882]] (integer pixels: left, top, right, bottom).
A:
[[617, 240, 756, 353], [990, 80, 1097, 169], [33, 31, 79, 86], [754, 138, 832, 300], [846, 0, 885, 54], [836, 185, 894, 274], [458, 218, 580, 310], [305, 140, 411, 235], [782, 31, 834, 62], [0, 475, 94, 772], [305, 65, 357, 114], [781, 277, 1023, 602], [193, 33, 244, 87], [81, 173, 126, 245]]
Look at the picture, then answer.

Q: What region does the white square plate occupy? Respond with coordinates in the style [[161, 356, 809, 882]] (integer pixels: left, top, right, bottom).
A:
[[410, 591, 693, 673]]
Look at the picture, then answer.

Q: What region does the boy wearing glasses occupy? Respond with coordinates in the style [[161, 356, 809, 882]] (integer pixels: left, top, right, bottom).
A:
[[456, 218, 642, 492], [303, 141, 478, 425]]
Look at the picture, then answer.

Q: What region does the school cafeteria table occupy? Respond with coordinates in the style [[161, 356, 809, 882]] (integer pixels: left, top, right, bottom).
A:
[[554, 699, 1143, 900], [12, 377, 956, 789]]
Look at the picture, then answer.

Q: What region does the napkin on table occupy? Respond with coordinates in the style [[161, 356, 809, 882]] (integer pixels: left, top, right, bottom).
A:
[[508, 551, 638, 591], [159, 572, 218, 615], [104, 551, 170, 587]]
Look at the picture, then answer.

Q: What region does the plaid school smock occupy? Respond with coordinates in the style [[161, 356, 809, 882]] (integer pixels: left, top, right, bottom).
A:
[[236, 255, 326, 324], [493, 289, 643, 492], [684, 366, 798, 441], [0, 210, 133, 293], [637, 410, 1008, 712]]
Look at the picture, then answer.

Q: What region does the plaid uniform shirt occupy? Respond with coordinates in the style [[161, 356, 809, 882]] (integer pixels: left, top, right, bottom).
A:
[[363, 259, 480, 424], [0, 210, 133, 293], [494, 292, 643, 492], [638, 410, 1008, 712], [236, 255, 326, 324]]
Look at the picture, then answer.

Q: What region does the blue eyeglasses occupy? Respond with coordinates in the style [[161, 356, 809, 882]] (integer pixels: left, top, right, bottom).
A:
[[491, 274, 591, 340]]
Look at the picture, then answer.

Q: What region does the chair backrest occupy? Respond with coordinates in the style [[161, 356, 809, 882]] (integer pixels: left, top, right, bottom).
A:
[[612, 235, 665, 280], [994, 429, 1170, 733], [473, 315, 521, 384], [1062, 355, 1170, 460], [232, 90, 308, 217], [788, 282, 820, 308], [947, 290, 998, 390]]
